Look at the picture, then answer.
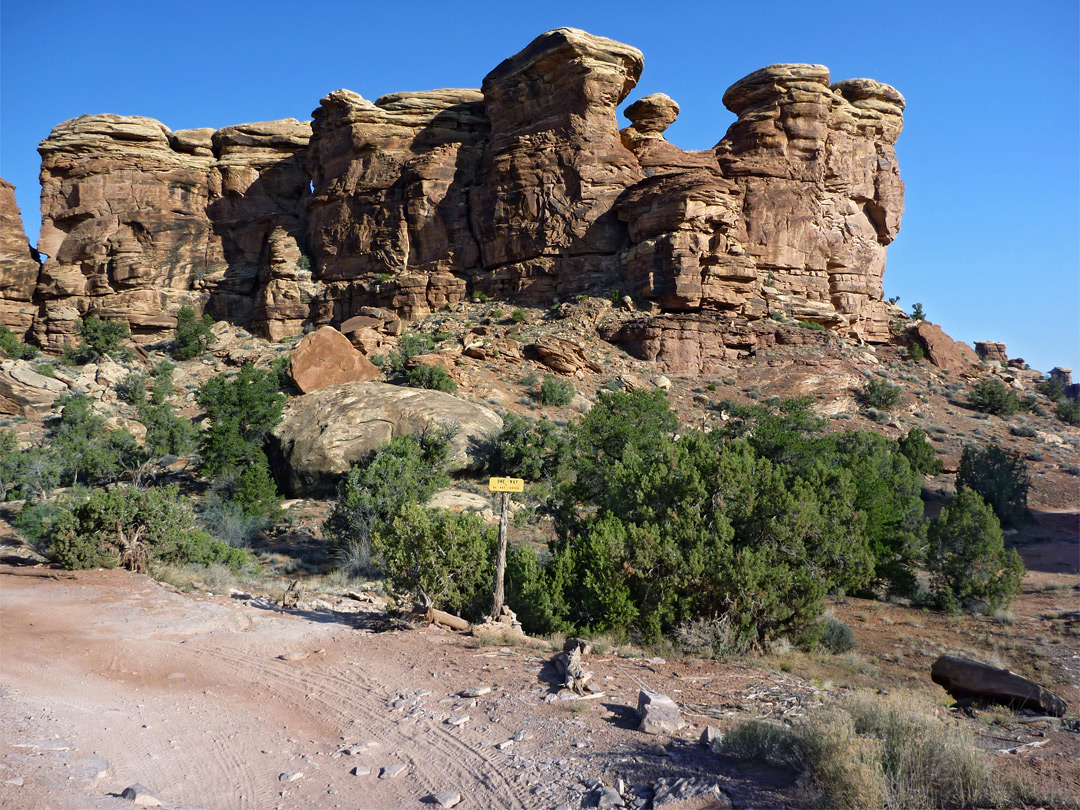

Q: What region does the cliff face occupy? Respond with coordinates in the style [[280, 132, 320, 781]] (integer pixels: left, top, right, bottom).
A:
[[4, 27, 905, 355], [0, 179, 41, 337]]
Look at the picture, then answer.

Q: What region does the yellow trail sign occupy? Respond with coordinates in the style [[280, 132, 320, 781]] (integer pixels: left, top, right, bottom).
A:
[[488, 477, 524, 493]]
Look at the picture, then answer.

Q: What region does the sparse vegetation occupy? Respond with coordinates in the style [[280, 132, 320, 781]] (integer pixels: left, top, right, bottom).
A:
[[404, 363, 457, 393], [857, 378, 902, 411], [968, 377, 1019, 416], [720, 691, 994, 809], [538, 374, 574, 406], [171, 306, 217, 360], [0, 324, 38, 359], [62, 315, 131, 364], [956, 442, 1029, 527]]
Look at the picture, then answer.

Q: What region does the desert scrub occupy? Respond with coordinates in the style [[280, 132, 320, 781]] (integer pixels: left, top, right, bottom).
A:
[[857, 378, 902, 410], [956, 442, 1029, 527], [0, 325, 37, 359], [719, 691, 993, 810], [62, 315, 131, 364], [538, 373, 574, 406], [404, 363, 457, 394], [171, 306, 216, 360], [968, 377, 1019, 416]]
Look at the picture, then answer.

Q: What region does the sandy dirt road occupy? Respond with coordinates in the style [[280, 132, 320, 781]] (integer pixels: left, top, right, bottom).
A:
[[0, 571, 553, 810]]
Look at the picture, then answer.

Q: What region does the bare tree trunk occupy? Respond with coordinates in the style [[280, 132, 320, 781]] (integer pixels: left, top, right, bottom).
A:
[[490, 491, 509, 621]]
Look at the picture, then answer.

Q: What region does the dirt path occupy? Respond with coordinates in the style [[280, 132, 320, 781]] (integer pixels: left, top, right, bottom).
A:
[[1, 570, 805, 810], [0, 571, 539, 809]]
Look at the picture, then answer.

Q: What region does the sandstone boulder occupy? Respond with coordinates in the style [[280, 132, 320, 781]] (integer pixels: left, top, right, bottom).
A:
[[288, 326, 380, 393], [532, 334, 603, 375], [931, 655, 1067, 717], [910, 322, 979, 374], [652, 777, 732, 809], [267, 382, 502, 497], [637, 690, 685, 735], [0, 359, 69, 416]]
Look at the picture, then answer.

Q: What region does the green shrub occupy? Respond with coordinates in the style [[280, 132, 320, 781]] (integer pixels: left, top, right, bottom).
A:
[[375, 502, 495, 619], [956, 442, 1029, 527], [819, 617, 857, 654], [42, 485, 250, 571], [796, 319, 827, 331], [116, 371, 149, 406], [898, 427, 944, 475], [0, 325, 38, 359], [376, 332, 437, 377], [488, 412, 567, 482], [140, 401, 198, 458], [196, 364, 284, 476], [857, 378, 902, 410], [1055, 397, 1080, 426], [969, 377, 1019, 416], [910, 302, 926, 321], [538, 374, 574, 406], [927, 489, 1024, 612], [198, 493, 272, 548], [197, 364, 284, 518], [1037, 376, 1066, 401], [908, 341, 925, 363], [48, 394, 150, 487], [323, 429, 452, 563], [404, 363, 457, 393], [510, 308, 527, 323], [63, 316, 130, 364], [171, 306, 217, 360]]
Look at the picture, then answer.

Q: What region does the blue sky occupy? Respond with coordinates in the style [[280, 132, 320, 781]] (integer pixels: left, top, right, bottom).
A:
[[2, 0, 1077, 373]]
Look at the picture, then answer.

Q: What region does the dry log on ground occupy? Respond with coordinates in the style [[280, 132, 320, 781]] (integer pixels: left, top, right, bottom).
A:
[[0, 566, 75, 579], [931, 655, 1067, 717]]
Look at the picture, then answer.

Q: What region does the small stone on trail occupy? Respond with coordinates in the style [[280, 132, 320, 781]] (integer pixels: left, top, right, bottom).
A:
[[4, 777, 23, 787], [276, 651, 309, 661], [700, 726, 723, 746], [350, 765, 371, 777], [120, 784, 162, 807], [380, 763, 408, 778], [495, 740, 513, 750], [278, 771, 303, 782], [597, 786, 625, 807], [447, 714, 470, 726], [426, 790, 463, 807], [461, 685, 491, 697]]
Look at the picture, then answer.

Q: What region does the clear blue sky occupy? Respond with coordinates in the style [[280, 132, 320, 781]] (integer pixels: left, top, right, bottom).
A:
[[3, 0, 1077, 373]]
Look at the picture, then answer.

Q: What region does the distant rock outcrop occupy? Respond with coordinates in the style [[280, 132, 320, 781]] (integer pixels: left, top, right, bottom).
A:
[[6, 29, 908, 361]]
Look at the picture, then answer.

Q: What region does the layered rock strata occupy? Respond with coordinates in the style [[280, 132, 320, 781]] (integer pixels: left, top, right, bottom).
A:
[[0, 179, 41, 337], [8, 29, 905, 357]]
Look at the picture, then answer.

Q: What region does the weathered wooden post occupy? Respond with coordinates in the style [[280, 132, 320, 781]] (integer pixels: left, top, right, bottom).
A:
[[488, 476, 523, 621]]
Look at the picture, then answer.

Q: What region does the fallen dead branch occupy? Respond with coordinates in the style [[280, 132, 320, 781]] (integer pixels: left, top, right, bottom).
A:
[[0, 566, 75, 580]]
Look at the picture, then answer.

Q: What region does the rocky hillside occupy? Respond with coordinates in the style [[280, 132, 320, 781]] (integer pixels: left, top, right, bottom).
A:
[[1, 27, 905, 357]]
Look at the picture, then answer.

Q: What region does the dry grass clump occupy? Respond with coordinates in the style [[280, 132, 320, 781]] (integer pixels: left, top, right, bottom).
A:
[[717, 690, 993, 809]]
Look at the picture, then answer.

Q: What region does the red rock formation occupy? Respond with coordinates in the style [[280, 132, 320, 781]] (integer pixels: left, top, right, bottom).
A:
[[715, 66, 905, 341], [471, 28, 644, 301], [306, 89, 485, 321], [287, 326, 380, 394], [9, 30, 907, 359], [0, 179, 40, 338], [910, 322, 979, 373]]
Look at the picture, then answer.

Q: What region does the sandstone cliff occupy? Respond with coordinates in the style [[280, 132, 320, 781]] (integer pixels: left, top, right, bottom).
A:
[[4, 28, 906, 359], [0, 179, 41, 337]]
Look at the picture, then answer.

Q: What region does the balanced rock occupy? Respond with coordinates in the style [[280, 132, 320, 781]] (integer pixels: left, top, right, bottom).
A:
[[267, 382, 502, 496], [288, 326, 380, 393], [637, 690, 685, 735], [931, 655, 1067, 717]]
